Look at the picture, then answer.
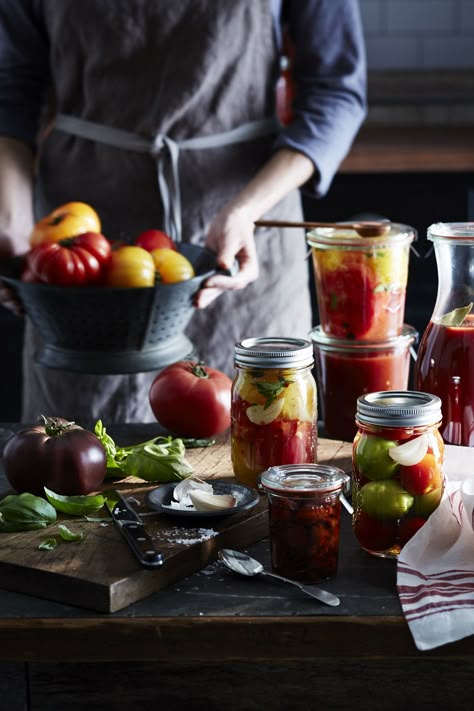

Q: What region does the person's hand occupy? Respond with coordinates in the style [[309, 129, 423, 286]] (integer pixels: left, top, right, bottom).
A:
[[194, 202, 259, 309]]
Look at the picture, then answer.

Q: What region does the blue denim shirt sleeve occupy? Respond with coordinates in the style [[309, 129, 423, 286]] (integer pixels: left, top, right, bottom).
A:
[[274, 0, 367, 197]]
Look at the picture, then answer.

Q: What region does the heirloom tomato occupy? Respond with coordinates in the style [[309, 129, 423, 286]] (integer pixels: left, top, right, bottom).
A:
[[30, 202, 102, 247], [105, 245, 156, 287], [135, 229, 176, 252], [151, 248, 195, 283], [149, 361, 232, 438], [400, 452, 443, 496], [2, 417, 107, 496], [27, 232, 111, 286]]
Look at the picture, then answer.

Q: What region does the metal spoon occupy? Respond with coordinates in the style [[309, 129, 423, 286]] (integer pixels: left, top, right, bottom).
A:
[[254, 219, 391, 238], [218, 549, 340, 607]]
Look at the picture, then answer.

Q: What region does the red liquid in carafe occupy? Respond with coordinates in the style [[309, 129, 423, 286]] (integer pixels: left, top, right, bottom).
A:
[[415, 316, 474, 446]]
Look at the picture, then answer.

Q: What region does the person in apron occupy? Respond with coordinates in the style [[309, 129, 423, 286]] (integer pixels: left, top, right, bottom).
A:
[[0, 0, 366, 423]]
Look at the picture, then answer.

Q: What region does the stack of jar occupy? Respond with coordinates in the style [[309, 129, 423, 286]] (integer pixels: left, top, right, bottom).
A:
[[307, 223, 418, 443]]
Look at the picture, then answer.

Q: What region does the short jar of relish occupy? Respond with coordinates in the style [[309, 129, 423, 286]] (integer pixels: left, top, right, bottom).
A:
[[352, 390, 445, 558], [260, 464, 349, 583], [231, 337, 318, 489]]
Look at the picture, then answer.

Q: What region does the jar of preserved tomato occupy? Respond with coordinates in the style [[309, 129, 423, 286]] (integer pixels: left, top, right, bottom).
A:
[[352, 390, 445, 558], [260, 464, 349, 582], [231, 337, 317, 489]]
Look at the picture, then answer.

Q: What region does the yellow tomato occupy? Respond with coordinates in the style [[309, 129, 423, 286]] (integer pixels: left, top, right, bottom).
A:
[[105, 245, 156, 287], [30, 202, 102, 247], [151, 248, 195, 283]]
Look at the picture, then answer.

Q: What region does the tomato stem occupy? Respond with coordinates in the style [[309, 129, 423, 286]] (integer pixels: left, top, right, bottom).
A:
[[39, 414, 76, 438], [190, 362, 209, 379]]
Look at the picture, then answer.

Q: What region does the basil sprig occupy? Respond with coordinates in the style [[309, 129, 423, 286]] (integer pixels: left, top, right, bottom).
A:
[[94, 420, 194, 482]]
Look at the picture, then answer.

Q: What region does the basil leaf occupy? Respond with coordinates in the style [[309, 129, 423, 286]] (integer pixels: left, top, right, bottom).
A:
[[58, 524, 83, 542], [44, 487, 106, 516], [254, 376, 293, 408], [181, 437, 216, 448], [38, 538, 58, 551], [0, 492, 57, 532], [437, 303, 473, 326]]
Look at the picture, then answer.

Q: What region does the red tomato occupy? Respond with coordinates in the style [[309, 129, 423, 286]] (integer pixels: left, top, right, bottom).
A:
[[135, 229, 176, 252], [353, 511, 397, 552], [398, 517, 427, 546], [319, 260, 376, 339], [400, 452, 442, 496], [151, 248, 195, 283], [105, 245, 156, 287], [149, 361, 232, 438], [27, 232, 112, 286]]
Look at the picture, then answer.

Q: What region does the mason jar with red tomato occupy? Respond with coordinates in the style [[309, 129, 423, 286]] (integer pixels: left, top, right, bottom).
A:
[[352, 391, 445, 558], [231, 337, 318, 489], [307, 224, 415, 341]]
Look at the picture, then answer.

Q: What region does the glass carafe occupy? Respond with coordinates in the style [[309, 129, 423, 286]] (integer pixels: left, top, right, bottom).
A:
[[414, 223, 474, 446]]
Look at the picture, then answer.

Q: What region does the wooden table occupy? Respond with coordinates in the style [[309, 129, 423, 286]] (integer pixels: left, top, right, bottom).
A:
[[1, 424, 474, 711]]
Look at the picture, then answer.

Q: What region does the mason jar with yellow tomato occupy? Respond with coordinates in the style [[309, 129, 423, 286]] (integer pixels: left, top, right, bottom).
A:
[[231, 337, 318, 489]]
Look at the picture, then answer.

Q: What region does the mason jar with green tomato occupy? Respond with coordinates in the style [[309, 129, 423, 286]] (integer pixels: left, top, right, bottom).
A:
[[352, 391, 445, 558]]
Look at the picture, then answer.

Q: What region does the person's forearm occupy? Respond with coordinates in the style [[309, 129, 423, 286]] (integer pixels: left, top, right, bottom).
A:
[[0, 136, 35, 260], [231, 148, 314, 221]]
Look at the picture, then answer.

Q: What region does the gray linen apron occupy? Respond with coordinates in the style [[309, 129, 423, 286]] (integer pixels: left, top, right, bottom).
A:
[[22, 0, 312, 423]]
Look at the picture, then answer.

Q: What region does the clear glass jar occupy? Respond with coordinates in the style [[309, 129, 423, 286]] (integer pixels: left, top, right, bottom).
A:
[[231, 337, 317, 489], [307, 223, 415, 340], [352, 391, 445, 558], [415, 223, 474, 446], [260, 464, 349, 583], [311, 324, 418, 442]]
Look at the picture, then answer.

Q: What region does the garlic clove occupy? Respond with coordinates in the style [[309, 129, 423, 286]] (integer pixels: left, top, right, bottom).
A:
[[246, 397, 284, 425], [389, 434, 429, 466], [173, 477, 213, 504], [189, 490, 237, 511]]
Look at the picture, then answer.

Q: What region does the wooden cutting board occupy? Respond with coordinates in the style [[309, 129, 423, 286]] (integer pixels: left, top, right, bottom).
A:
[[0, 433, 352, 613]]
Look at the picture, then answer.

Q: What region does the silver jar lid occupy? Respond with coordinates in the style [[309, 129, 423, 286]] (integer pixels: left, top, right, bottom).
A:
[[356, 390, 442, 427], [260, 464, 349, 495], [234, 337, 314, 368]]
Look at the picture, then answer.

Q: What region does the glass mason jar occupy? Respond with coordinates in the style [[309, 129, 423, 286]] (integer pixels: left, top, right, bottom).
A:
[[307, 223, 415, 340], [231, 337, 317, 489], [260, 464, 349, 583], [352, 391, 445, 559], [311, 324, 418, 442], [414, 223, 474, 446]]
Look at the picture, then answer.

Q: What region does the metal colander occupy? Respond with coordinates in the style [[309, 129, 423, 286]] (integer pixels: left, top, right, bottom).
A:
[[0, 243, 220, 374]]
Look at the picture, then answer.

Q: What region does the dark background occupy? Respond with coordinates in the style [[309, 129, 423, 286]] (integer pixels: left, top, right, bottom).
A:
[[1, 170, 473, 422]]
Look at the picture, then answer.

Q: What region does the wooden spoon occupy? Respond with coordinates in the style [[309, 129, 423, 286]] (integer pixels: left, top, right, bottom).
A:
[[254, 219, 391, 238]]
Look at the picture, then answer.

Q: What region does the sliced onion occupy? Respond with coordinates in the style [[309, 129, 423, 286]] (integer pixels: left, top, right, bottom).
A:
[[388, 434, 429, 466], [246, 398, 284, 425], [189, 491, 236, 511]]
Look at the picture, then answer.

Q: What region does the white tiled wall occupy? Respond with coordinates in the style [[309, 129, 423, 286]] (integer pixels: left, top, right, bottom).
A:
[[360, 0, 474, 69]]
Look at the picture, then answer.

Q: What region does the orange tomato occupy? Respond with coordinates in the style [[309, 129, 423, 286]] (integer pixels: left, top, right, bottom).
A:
[[105, 245, 156, 287], [151, 248, 195, 283], [30, 202, 102, 247]]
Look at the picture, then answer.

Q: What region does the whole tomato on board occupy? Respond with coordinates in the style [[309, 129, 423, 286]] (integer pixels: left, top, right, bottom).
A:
[[151, 248, 195, 283], [105, 245, 156, 287], [149, 361, 232, 438], [27, 232, 112, 286], [30, 202, 102, 248], [135, 229, 177, 252], [2, 416, 107, 496]]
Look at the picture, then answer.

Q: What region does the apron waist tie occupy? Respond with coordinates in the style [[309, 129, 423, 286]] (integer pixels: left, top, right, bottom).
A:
[[54, 113, 280, 242]]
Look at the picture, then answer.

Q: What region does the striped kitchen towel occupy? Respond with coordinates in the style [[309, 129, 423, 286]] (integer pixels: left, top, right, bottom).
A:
[[397, 444, 474, 651]]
